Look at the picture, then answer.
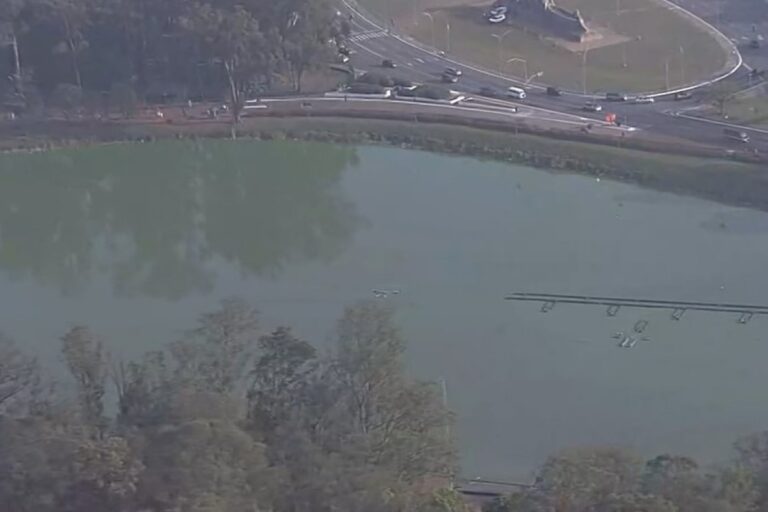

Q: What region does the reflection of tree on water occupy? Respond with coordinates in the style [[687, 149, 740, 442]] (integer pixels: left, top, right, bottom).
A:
[[0, 140, 360, 299]]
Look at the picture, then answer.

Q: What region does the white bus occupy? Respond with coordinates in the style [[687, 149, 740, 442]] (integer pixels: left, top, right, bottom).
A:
[[507, 86, 526, 99]]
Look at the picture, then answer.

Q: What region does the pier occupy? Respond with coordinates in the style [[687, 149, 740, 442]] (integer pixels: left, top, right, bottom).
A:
[[504, 292, 768, 323]]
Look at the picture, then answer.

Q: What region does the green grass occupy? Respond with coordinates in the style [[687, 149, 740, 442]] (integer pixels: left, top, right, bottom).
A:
[[723, 96, 768, 127], [360, 0, 730, 93]]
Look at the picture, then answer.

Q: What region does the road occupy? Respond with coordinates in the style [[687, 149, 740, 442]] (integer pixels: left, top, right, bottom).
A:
[[339, 0, 768, 154]]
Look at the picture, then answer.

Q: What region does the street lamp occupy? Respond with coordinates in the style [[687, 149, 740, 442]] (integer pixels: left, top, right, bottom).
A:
[[679, 45, 686, 86], [446, 22, 451, 53], [422, 12, 436, 49], [491, 30, 512, 73], [664, 58, 670, 91], [506, 57, 528, 81]]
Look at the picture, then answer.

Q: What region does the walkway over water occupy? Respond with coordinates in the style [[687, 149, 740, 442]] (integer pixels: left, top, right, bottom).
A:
[[505, 292, 768, 323]]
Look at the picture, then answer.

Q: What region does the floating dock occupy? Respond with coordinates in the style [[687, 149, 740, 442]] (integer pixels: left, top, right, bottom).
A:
[[504, 292, 768, 323]]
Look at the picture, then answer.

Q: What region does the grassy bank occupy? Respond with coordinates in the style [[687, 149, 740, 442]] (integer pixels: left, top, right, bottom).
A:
[[2, 116, 767, 213]]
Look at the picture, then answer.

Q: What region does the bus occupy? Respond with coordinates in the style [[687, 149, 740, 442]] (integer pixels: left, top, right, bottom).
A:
[[506, 86, 526, 99]]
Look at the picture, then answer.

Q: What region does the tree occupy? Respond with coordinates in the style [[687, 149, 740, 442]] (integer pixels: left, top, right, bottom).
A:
[[183, 3, 266, 127], [61, 326, 108, 432], [108, 82, 137, 118], [170, 297, 260, 394], [276, 0, 335, 92], [333, 300, 455, 480], [44, 0, 92, 88], [534, 447, 643, 512], [0, 0, 29, 92], [0, 334, 40, 415], [52, 82, 83, 118], [247, 326, 317, 437], [137, 417, 270, 512]]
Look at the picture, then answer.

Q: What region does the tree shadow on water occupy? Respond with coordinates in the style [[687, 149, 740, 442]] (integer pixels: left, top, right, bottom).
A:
[[0, 140, 361, 299]]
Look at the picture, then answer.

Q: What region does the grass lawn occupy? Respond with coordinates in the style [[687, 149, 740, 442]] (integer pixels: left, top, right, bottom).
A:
[[358, 0, 730, 93], [723, 95, 768, 127]]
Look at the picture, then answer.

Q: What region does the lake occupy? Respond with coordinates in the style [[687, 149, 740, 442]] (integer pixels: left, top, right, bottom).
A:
[[2, 139, 768, 480]]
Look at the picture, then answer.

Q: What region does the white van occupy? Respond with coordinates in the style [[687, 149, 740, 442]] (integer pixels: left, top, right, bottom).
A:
[[507, 86, 526, 99]]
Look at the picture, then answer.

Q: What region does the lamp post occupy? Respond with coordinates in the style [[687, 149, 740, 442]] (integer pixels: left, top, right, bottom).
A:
[[665, 58, 670, 91], [446, 22, 451, 53], [422, 12, 436, 49], [679, 45, 686, 86], [506, 57, 528, 81], [491, 30, 512, 73]]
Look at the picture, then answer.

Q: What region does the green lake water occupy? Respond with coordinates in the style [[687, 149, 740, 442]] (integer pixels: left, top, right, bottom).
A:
[[2, 139, 768, 479]]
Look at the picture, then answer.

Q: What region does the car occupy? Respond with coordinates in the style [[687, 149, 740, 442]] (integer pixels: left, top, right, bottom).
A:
[[633, 96, 654, 104], [546, 86, 562, 97], [750, 38, 761, 49], [337, 54, 350, 64], [674, 91, 692, 101], [382, 59, 396, 68], [478, 86, 500, 98], [488, 13, 507, 23], [441, 73, 459, 83], [507, 86, 526, 99], [338, 46, 351, 56], [605, 92, 628, 102], [444, 67, 462, 77], [583, 102, 603, 112]]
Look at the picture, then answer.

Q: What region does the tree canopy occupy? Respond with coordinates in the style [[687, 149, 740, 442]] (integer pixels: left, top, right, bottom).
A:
[[0, 0, 343, 116]]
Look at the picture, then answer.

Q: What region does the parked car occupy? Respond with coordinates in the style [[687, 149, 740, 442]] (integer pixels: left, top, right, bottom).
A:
[[674, 91, 692, 101], [583, 102, 603, 112], [338, 46, 351, 56], [337, 54, 350, 64], [546, 86, 562, 97], [605, 92, 628, 102], [633, 96, 654, 104], [382, 59, 396, 68]]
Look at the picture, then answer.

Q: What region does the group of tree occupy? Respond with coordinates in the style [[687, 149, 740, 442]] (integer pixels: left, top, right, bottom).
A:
[[0, 298, 459, 512], [485, 441, 768, 512], [1, 0, 350, 120]]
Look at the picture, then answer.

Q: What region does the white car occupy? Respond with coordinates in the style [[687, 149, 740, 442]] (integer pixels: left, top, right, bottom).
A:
[[633, 96, 655, 104], [488, 13, 507, 23]]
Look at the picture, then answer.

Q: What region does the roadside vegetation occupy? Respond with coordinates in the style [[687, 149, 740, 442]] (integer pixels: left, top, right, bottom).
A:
[[4, 297, 768, 512], [0, 0, 346, 120]]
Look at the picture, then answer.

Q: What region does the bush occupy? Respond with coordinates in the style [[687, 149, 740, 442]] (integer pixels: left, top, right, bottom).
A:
[[109, 83, 138, 119], [52, 83, 83, 119]]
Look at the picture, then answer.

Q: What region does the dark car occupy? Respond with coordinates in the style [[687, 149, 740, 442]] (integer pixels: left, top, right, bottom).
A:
[[674, 91, 692, 101], [750, 38, 761, 49], [441, 73, 459, 83], [382, 59, 396, 68], [444, 67, 462, 77], [605, 92, 628, 102], [582, 102, 603, 112], [478, 86, 500, 98], [338, 46, 351, 56], [546, 86, 562, 97]]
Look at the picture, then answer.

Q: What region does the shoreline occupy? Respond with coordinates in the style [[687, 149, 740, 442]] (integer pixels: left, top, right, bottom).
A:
[[2, 115, 768, 212]]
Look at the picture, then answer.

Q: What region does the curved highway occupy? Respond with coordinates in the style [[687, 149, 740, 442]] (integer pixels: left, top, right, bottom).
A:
[[340, 0, 768, 153]]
